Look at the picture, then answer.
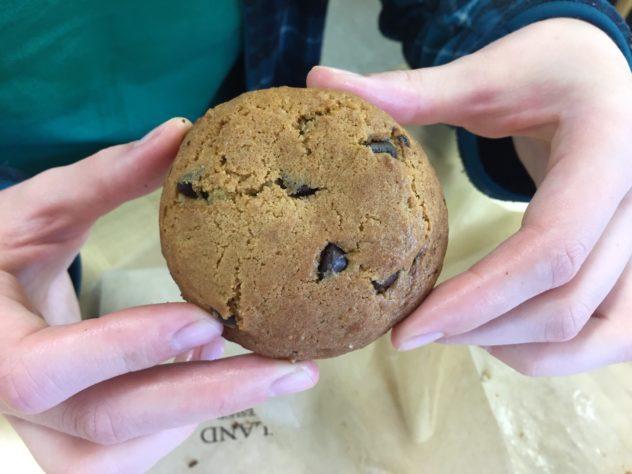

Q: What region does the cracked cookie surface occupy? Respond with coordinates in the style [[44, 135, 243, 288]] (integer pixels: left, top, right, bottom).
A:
[[160, 87, 448, 360]]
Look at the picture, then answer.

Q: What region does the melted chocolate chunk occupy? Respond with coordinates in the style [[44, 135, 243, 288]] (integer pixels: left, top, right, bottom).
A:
[[367, 139, 398, 159], [318, 243, 348, 280], [210, 308, 237, 328], [221, 315, 237, 328], [291, 184, 319, 197], [276, 176, 320, 198], [177, 180, 208, 200], [275, 177, 288, 189], [371, 271, 400, 294], [396, 134, 410, 147], [177, 181, 198, 198]]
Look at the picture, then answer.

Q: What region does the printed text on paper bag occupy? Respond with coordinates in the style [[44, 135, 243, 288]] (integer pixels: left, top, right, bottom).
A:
[[199, 409, 272, 444]]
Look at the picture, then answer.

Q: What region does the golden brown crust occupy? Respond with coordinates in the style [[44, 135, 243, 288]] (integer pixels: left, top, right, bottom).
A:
[[159, 87, 448, 360]]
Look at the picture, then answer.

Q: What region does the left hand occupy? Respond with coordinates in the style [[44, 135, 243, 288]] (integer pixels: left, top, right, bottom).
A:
[[0, 118, 318, 473], [308, 18, 632, 376]]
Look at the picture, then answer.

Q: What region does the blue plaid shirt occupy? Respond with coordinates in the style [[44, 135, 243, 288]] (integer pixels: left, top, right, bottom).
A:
[[242, 0, 631, 87]]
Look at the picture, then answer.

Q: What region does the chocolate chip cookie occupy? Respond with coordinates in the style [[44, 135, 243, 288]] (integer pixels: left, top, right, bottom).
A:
[[160, 87, 448, 361]]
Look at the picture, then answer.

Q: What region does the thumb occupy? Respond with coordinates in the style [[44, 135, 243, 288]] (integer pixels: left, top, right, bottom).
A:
[[307, 58, 552, 139], [4, 117, 191, 239], [307, 64, 470, 125]]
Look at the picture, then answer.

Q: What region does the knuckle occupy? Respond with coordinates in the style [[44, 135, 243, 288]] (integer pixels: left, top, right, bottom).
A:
[[74, 403, 127, 445], [544, 299, 591, 342], [544, 315, 574, 343], [548, 239, 588, 287], [0, 359, 48, 415]]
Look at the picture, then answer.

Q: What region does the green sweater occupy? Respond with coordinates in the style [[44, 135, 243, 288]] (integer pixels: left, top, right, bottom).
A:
[[0, 0, 241, 175]]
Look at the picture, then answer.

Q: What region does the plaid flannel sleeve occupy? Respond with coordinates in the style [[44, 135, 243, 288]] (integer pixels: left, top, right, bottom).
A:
[[379, 0, 631, 69], [378, 0, 632, 201]]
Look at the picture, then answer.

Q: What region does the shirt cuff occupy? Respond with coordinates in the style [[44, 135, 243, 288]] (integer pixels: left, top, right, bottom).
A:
[[458, 1, 631, 202], [505, 1, 632, 69]]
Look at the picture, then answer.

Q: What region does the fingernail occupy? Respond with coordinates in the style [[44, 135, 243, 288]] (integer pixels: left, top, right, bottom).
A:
[[397, 332, 444, 351], [328, 66, 362, 77], [268, 364, 318, 397], [199, 338, 225, 361], [313, 65, 363, 80], [171, 318, 221, 352], [137, 117, 190, 145]]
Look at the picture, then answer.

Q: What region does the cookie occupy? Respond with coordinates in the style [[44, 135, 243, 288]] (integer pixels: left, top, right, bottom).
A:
[[160, 87, 448, 361]]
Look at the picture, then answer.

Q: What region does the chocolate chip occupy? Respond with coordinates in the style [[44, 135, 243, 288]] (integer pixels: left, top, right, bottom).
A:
[[318, 243, 348, 280], [177, 181, 198, 198], [275, 177, 287, 189], [291, 184, 319, 198], [372, 271, 400, 294], [177, 179, 208, 200], [188, 459, 199, 468], [276, 176, 320, 198], [221, 315, 237, 328], [396, 134, 410, 147], [367, 140, 397, 159], [209, 308, 236, 328], [409, 245, 428, 277]]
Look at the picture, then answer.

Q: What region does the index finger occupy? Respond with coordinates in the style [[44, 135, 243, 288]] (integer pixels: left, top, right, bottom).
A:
[[0, 302, 222, 415], [392, 125, 632, 350]]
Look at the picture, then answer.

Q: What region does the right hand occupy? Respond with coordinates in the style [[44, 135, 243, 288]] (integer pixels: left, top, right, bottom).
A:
[[308, 18, 632, 376], [0, 118, 318, 473]]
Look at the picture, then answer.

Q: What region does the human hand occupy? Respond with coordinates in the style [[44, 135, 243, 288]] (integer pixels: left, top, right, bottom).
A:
[[308, 18, 632, 376], [0, 118, 318, 473]]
